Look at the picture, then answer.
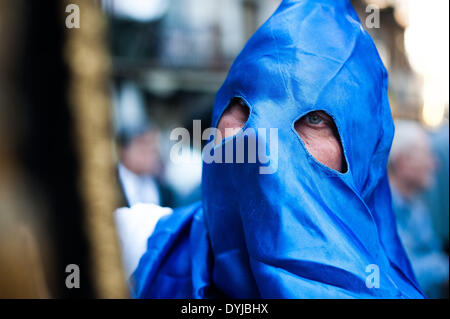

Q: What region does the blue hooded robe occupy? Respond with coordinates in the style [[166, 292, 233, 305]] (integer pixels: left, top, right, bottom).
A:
[[132, 0, 426, 298]]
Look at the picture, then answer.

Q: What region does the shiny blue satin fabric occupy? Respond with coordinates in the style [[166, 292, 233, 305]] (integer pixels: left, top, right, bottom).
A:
[[132, 0, 426, 298]]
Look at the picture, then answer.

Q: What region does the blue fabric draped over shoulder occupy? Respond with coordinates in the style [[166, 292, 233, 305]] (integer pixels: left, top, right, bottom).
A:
[[132, 0, 426, 298]]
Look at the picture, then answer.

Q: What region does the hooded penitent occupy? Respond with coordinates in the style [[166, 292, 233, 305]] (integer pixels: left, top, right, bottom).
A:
[[132, 0, 426, 298]]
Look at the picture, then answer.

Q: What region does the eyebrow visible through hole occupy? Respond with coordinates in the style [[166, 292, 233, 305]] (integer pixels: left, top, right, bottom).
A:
[[294, 111, 348, 173]]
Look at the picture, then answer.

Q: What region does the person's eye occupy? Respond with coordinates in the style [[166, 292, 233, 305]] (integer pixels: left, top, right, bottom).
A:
[[305, 113, 324, 125]]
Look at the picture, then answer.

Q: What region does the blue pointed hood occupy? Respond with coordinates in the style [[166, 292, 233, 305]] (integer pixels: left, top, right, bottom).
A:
[[133, 0, 426, 298], [201, 0, 424, 298]]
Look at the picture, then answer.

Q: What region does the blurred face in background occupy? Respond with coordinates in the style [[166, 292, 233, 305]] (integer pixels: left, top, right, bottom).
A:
[[121, 129, 162, 176], [391, 132, 436, 193]]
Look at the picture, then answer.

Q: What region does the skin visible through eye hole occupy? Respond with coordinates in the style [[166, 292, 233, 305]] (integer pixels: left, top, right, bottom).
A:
[[216, 99, 250, 145], [216, 102, 345, 173], [295, 111, 346, 173]]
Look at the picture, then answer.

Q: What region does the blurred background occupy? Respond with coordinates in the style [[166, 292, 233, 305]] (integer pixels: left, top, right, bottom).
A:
[[0, 0, 448, 298]]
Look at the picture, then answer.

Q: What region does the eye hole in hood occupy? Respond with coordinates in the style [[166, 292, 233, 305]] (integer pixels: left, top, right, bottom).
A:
[[215, 97, 250, 145], [295, 111, 348, 173]]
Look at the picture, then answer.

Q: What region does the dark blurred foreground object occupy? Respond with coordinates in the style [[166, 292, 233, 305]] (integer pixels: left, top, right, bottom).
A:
[[0, 0, 127, 298], [0, 0, 51, 299]]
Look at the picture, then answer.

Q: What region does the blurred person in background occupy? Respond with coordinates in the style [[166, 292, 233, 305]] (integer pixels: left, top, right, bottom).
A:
[[114, 82, 175, 277], [118, 127, 174, 208], [114, 82, 174, 208], [388, 120, 449, 298]]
